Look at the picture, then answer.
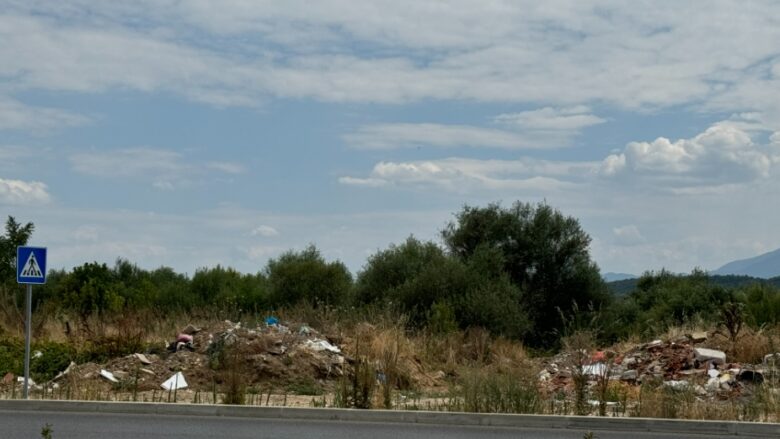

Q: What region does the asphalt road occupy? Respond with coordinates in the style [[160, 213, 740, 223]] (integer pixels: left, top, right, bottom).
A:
[[2, 409, 772, 439]]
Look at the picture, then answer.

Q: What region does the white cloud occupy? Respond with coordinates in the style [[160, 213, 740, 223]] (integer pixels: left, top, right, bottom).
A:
[[1, 3, 779, 113], [612, 225, 645, 246], [340, 157, 594, 192], [601, 122, 779, 188], [343, 123, 546, 150], [207, 162, 246, 174], [344, 107, 605, 150], [494, 106, 605, 131], [0, 178, 51, 204], [69, 147, 244, 189], [245, 245, 285, 261], [250, 225, 279, 237], [0, 97, 90, 131]]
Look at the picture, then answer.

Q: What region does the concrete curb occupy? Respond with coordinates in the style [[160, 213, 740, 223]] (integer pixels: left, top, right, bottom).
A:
[[0, 400, 778, 437]]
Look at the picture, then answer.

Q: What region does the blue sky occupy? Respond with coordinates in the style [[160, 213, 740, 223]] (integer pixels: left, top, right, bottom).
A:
[[2, 1, 780, 275]]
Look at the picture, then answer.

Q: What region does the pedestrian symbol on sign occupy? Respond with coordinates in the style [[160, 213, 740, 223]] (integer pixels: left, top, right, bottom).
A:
[[21, 252, 43, 278]]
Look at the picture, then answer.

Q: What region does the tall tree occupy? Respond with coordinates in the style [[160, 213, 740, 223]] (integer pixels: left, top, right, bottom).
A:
[[266, 245, 352, 307], [0, 216, 36, 328], [0, 217, 35, 283], [442, 202, 609, 347]]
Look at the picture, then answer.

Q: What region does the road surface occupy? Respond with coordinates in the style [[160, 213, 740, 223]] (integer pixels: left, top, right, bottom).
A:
[[2, 409, 772, 439]]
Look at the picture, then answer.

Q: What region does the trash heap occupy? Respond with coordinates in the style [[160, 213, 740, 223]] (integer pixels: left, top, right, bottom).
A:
[[539, 333, 777, 401], [50, 318, 348, 393]]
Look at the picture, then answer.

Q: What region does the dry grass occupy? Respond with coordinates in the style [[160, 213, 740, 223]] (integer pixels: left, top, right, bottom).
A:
[[706, 327, 778, 364]]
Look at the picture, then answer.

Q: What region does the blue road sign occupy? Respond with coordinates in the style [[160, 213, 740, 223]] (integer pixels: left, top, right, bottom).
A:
[[17, 246, 47, 284]]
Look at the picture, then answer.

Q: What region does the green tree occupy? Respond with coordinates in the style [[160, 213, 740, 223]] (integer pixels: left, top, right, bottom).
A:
[[442, 202, 609, 347], [58, 262, 124, 333], [355, 237, 529, 338], [266, 245, 352, 307], [354, 237, 449, 306], [0, 217, 35, 328], [741, 283, 780, 327], [190, 265, 267, 314], [611, 269, 731, 338]]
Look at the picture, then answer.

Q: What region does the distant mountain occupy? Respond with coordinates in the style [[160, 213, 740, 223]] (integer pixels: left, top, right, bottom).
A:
[[713, 248, 780, 278], [602, 272, 637, 282], [606, 273, 780, 296]]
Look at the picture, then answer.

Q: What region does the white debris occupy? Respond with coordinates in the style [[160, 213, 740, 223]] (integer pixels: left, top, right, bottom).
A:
[[33, 350, 43, 359], [694, 348, 726, 365], [304, 339, 341, 354], [134, 353, 152, 365], [53, 361, 77, 381], [707, 368, 720, 378], [99, 370, 119, 383], [582, 363, 606, 376], [664, 380, 691, 390], [161, 372, 188, 390], [16, 376, 36, 386]]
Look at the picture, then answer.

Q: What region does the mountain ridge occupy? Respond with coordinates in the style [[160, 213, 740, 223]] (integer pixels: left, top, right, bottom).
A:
[[713, 247, 780, 278]]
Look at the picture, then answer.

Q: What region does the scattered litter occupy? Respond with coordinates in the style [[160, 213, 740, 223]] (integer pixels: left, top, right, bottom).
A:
[[99, 370, 119, 383], [265, 316, 279, 326], [140, 368, 155, 376], [737, 369, 764, 384], [134, 353, 152, 365], [16, 376, 35, 386], [582, 363, 606, 376], [304, 339, 341, 354], [620, 370, 638, 381], [664, 380, 691, 390], [694, 348, 726, 365], [182, 324, 202, 335], [33, 350, 43, 359], [161, 372, 188, 390], [53, 362, 77, 381]]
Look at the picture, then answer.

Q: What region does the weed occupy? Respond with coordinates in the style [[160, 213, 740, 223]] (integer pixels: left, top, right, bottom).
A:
[[40, 423, 53, 439], [287, 378, 325, 396], [219, 345, 247, 405], [459, 366, 542, 414]]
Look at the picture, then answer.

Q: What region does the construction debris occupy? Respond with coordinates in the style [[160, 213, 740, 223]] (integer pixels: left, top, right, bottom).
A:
[[99, 370, 119, 383], [161, 372, 188, 390]]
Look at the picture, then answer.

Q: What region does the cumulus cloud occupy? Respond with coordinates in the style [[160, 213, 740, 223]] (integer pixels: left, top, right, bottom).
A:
[[69, 147, 244, 189], [0, 178, 51, 204], [600, 123, 779, 188]]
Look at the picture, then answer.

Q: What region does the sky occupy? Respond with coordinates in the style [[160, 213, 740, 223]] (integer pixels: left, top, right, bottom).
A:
[[2, 1, 780, 276]]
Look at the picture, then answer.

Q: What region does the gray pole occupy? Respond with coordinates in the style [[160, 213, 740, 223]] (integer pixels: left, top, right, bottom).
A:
[[23, 283, 32, 399]]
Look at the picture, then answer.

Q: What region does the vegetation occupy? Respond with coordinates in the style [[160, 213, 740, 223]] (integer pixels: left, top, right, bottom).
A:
[[3, 199, 780, 380]]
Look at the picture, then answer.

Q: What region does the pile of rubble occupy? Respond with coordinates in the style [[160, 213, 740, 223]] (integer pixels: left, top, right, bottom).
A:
[[539, 333, 779, 400], [50, 318, 348, 393]]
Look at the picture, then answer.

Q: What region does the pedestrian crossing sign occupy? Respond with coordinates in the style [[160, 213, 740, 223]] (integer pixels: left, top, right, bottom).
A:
[[17, 246, 47, 284]]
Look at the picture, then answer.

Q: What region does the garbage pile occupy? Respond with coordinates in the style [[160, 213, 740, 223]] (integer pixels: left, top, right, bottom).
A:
[[539, 333, 776, 400], [49, 318, 348, 393]]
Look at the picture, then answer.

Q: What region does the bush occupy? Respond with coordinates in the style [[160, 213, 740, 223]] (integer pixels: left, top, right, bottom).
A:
[[31, 341, 74, 382], [267, 245, 352, 308]]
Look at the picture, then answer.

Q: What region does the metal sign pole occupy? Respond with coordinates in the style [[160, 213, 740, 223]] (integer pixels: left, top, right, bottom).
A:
[[23, 283, 32, 399]]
